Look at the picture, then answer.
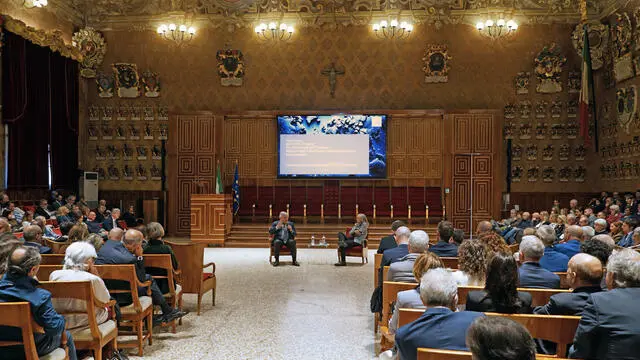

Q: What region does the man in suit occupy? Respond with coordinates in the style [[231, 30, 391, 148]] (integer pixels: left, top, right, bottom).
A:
[[537, 225, 570, 272], [555, 225, 583, 259], [570, 249, 640, 359], [269, 211, 298, 267], [395, 268, 485, 360], [518, 235, 560, 288], [85, 211, 104, 234], [387, 230, 429, 282], [102, 208, 121, 232], [376, 220, 404, 254], [617, 218, 638, 247], [593, 218, 608, 235], [429, 221, 459, 257], [22, 225, 52, 254], [35, 199, 51, 219], [95, 229, 188, 325]]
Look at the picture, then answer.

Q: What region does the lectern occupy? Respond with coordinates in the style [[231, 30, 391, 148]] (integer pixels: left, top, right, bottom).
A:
[[190, 194, 232, 245]]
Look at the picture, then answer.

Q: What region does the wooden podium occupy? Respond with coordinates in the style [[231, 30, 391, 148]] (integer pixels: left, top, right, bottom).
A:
[[190, 194, 232, 245]]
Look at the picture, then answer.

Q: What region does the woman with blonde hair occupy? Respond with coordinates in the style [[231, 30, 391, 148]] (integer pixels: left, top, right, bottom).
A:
[[56, 206, 73, 225], [453, 240, 488, 286], [555, 214, 567, 239], [610, 220, 624, 244], [68, 224, 89, 243], [335, 213, 368, 266], [388, 252, 444, 334]]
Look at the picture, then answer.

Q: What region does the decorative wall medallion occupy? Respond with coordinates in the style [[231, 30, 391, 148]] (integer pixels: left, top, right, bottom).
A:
[[575, 145, 586, 160], [550, 99, 563, 118], [515, 72, 530, 94], [558, 166, 570, 182], [527, 166, 539, 182], [574, 166, 586, 182], [158, 106, 169, 121], [136, 164, 147, 181], [566, 121, 578, 139], [422, 44, 452, 83], [512, 144, 522, 161], [123, 165, 133, 181], [72, 27, 107, 78], [535, 122, 547, 139], [542, 144, 554, 160], [512, 166, 523, 182], [141, 70, 161, 97], [535, 43, 567, 93], [108, 165, 120, 181], [152, 145, 161, 160], [151, 164, 162, 181], [101, 123, 113, 140], [216, 49, 245, 86], [144, 124, 154, 140], [504, 122, 515, 139], [96, 73, 114, 98], [519, 100, 532, 118], [158, 125, 168, 140], [115, 126, 126, 140], [616, 85, 637, 133], [526, 144, 538, 161], [612, 13, 633, 58], [88, 125, 98, 141], [504, 104, 516, 119], [107, 145, 118, 160], [559, 144, 570, 160], [568, 71, 580, 93], [551, 124, 564, 139], [519, 123, 531, 139], [542, 166, 555, 182], [129, 125, 140, 140], [535, 100, 548, 118], [112, 63, 140, 98], [136, 146, 147, 160], [614, 53, 635, 82], [143, 105, 154, 121], [89, 105, 100, 121], [95, 146, 106, 161], [571, 22, 608, 70], [116, 106, 128, 121], [567, 100, 578, 118], [122, 144, 133, 160], [130, 105, 141, 121]]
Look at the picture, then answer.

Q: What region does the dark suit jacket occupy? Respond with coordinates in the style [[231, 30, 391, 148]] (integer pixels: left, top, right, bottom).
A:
[[429, 241, 459, 257], [378, 244, 409, 286], [34, 206, 50, 219], [95, 240, 146, 306], [519, 262, 561, 289], [534, 286, 602, 316], [569, 287, 640, 360], [94, 210, 106, 223], [144, 239, 179, 294], [86, 220, 103, 234], [268, 221, 296, 244], [102, 217, 119, 232], [466, 290, 533, 314], [539, 246, 570, 272], [395, 307, 485, 360], [555, 239, 581, 259], [377, 235, 397, 254]]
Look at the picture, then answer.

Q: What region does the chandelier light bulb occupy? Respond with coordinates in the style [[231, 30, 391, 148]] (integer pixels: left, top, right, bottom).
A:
[[497, 19, 506, 27], [255, 26, 261, 33], [287, 26, 294, 33], [380, 20, 388, 28], [259, 23, 267, 31], [168, 23, 177, 31], [511, 23, 518, 30], [188, 27, 196, 35], [390, 19, 399, 28], [279, 23, 288, 31], [485, 19, 494, 27], [179, 25, 187, 32], [373, 23, 381, 31], [268, 22, 277, 30], [476, 22, 485, 30], [406, 24, 414, 32], [400, 21, 407, 29]]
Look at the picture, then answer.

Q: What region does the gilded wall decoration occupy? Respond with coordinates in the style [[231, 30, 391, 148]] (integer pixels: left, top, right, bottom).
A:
[[141, 70, 161, 97], [535, 122, 547, 139], [534, 43, 566, 93], [574, 166, 586, 182], [512, 165, 523, 182], [550, 98, 563, 117], [527, 166, 539, 182], [504, 104, 516, 119], [535, 100, 548, 118], [519, 100, 532, 118], [558, 166, 570, 182], [612, 13, 634, 82], [515, 72, 530, 94], [96, 73, 114, 98], [634, 8, 640, 51], [113, 63, 140, 98], [1, 15, 82, 60], [616, 85, 637, 133], [504, 122, 515, 139], [551, 123, 564, 139], [519, 123, 532, 139], [512, 144, 522, 161], [526, 144, 538, 161], [422, 44, 451, 83], [542, 166, 555, 182], [542, 144, 554, 160], [571, 22, 608, 70], [216, 49, 245, 87], [567, 71, 580, 93], [72, 27, 107, 78]]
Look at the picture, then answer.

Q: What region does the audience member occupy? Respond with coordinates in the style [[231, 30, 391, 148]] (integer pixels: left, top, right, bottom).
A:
[[478, 232, 510, 257], [554, 215, 567, 239], [85, 211, 103, 234], [22, 225, 52, 254], [0, 218, 11, 234], [0, 246, 78, 360], [387, 230, 429, 282], [49, 242, 111, 330], [581, 225, 595, 242], [429, 221, 458, 257], [536, 225, 569, 272], [593, 218, 608, 235], [566, 213, 577, 226], [102, 208, 121, 232], [517, 236, 560, 288], [452, 229, 464, 245], [631, 227, 640, 248], [395, 268, 485, 360], [476, 220, 493, 237], [609, 220, 623, 243], [85, 233, 105, 252], [0, 238, 21, 275], [570, 249, 640, 359], [617, 218, 638, 247], [68, 224, 89, 243], [56, 206, 73, 225], [381, 226, 410, 267], [584, 208, 597, 226], [555, 225, 583, 259], [95, 205, 108, 223], [122, 205, 138, 228], [466, 253, 532, 314], [143, 222, 179, 293], [64, 194, 76, 210], [107, 228, 124, 242], [466, 316, 536, 360], [606, 204, 622, 224], [453, 240, 488, 286], [377, 220, 404, 254]]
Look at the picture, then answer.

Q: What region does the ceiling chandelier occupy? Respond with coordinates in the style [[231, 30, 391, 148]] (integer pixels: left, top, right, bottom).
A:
[[157, 23, 196, 45], [476, 18, 518, 39], [23, 0, 47, 8], [372, 19, 414, 39], [254, 22, 294, 42]]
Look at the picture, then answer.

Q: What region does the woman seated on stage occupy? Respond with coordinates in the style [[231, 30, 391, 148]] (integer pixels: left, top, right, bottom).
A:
[[335, 213, 369, 266]]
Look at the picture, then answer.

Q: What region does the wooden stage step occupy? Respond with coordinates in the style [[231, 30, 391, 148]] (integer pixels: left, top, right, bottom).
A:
[[224, 223, 438, 248]]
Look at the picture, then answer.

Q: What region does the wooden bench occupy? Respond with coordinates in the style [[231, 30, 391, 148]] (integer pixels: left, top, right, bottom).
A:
[[40, 254, 66, 266], [373, 253, 383, 333], [165, 241, 216, 315], [417, 348, 571, 360], [40, 280, 118, 360], [0, 302, 69, 360], [36, 265, 64, 282], [440, 257, 458, 269], [44, 238, 69, 255], [380, 281, 418, 351], [554, 272, 570, 289], [457, 286, 571, 307], [143, 254, 184, 332]]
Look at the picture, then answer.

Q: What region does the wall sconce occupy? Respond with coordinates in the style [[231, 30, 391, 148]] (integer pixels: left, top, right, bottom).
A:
[[157, 23, 196, 45], [372, 19, 413, 39], [254, 22, 294, 42], [23, 0, 47, 8], [476, 18, 518, 39]]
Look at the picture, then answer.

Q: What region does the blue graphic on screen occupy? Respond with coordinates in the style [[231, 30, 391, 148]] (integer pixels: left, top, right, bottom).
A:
[[277, 114, 387, 178]]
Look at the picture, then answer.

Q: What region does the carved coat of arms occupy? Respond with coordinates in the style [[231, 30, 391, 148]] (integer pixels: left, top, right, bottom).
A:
[[141, 70, 160, 97], [422, 44, 452, 83], [216, 49, 245, 86], [112, 63, 140, 98], [535, 44, 566, 93], [72, 27, 107, 78]]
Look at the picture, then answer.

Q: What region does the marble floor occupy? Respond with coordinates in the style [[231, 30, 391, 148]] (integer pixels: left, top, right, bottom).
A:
[[130, 248, 376, 360]]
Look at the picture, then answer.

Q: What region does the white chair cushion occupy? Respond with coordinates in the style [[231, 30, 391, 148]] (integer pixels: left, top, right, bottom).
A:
[[120, 296, 152, 314], [163, 284, 182, 298], [70, 319, 117, 342], [40, 347, 67, 360]]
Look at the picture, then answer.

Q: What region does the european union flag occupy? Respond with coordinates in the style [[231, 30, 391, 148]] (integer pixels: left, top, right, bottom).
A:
[[232, 163, 240, 215]]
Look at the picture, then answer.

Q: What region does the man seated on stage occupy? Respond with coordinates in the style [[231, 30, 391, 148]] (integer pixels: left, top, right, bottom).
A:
[[335, 213, 369, 266], [269, 212, 298, 267]]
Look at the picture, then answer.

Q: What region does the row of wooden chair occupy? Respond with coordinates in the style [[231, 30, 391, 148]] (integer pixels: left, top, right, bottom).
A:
[[416, 348, 570, 360]]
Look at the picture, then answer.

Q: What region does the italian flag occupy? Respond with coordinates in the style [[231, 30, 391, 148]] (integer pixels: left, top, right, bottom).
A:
[[579, 25, 595, 148], [215, 161, 224, 194]]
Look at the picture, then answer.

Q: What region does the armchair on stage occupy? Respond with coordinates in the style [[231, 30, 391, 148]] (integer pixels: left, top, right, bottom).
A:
[[268, 234, 293, 264], [337, 227, 368, 264]]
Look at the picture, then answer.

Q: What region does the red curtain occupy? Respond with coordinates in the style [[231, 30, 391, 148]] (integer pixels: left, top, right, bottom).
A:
[[2, 31, 78, 190]]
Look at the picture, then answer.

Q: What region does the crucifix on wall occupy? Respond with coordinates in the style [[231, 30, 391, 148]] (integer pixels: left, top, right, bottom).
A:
[[321, 62, 345, 98]]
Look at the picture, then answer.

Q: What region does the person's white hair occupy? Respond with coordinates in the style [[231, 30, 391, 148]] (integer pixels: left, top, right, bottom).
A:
[[147, 222, 165, 240], [592, 234, 615, 247], [63, 241, 97, 271], [610, 204, 620, 212], [535, 225, 556, 246], [419, 268, 458, 307], [594, 218, 607, 227], [607, 248, 640, 288], [395, 226, 411, 241], [409, 230, 430, 254], [633, 227, 640, 239], [279, 211, 288, 218], [582, 226, 595, 241], [519, 235, 544, 259]]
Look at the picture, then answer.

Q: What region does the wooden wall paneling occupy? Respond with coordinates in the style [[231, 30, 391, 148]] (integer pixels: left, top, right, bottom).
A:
[[453, 114, 472, 153]]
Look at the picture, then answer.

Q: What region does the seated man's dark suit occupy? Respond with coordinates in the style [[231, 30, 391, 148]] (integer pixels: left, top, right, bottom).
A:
[[569, 287, 640, 359], [95, 240, 173, 314], [539, 246, 570, 272], [102, 216, 119, 232], [395, 307, 484, 360], [86, 220, 103, 234], [35, 206, 50, 219], [23, 241, 52, 254], [428, 241, 459, 257], [466, 290, 533, 314], [378, 244, 409, 287], [376, 235, 397, 254], [555, 239, 581, 259], [269, 220, 297, 262], [519, 262, 561, 289]]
